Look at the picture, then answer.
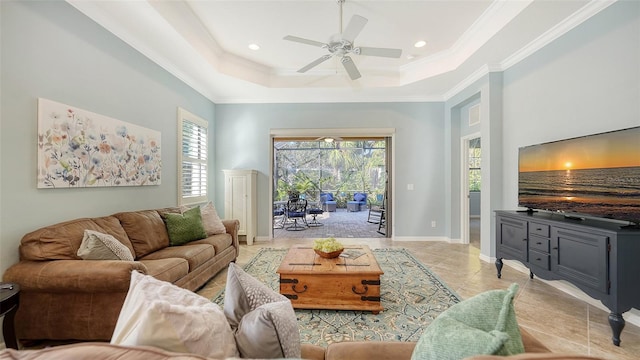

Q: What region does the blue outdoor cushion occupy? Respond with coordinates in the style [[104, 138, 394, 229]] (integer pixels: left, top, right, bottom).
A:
[[321, 193, 334, 202], [354, 193, 366, 202]]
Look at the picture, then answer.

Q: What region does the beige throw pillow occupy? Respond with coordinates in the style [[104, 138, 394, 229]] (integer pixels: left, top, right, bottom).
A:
[[224, 263, 301, 358], [201, 202, 226, 236], [111, 271, 238, 359], [77, 230, 134, 261]]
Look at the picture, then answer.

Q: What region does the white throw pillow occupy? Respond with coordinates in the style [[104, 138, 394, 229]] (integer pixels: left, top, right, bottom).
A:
[[200, 202, 226, 236], [77, 230, 134, 261], [111, 271, 238, 359]]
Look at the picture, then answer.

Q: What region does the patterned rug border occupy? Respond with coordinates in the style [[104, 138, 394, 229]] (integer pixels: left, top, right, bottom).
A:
[[213, 247, 461, 346]]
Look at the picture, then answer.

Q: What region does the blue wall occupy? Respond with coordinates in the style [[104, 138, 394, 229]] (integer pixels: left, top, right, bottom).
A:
[[214, 102, 445, 239], [0, 1, 215, 273]]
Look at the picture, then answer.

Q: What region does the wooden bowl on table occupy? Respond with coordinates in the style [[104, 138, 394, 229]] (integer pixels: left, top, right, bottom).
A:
[[314, 248, 343, 259]]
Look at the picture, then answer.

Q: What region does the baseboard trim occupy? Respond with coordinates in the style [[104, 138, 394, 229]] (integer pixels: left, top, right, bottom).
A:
[[392, 236, 449, 242]]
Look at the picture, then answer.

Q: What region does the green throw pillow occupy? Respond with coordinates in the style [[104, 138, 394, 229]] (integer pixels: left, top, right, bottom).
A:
[[411, 283, 524, 360], [163, 206, 207, 246]]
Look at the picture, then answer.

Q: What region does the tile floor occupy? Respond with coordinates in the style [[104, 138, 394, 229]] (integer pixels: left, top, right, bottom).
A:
[[272, 208, 386, 239], [198, 238, 640, 360]]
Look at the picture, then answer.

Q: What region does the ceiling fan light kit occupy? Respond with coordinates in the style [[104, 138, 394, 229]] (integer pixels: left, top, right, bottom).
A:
[[283, 0, 402, 80]]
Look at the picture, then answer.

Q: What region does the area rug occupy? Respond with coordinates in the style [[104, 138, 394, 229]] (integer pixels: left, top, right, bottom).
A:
[[212, 248, 460, 347]]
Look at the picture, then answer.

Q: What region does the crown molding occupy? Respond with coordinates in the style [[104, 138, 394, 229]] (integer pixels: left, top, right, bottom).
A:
[[443, 0, 616, 103], [67, 0, 616, 105], [500, 0, 617, 70]]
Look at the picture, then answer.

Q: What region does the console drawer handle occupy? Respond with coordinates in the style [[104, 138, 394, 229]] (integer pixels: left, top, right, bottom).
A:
[[536, 242, 542, 245]]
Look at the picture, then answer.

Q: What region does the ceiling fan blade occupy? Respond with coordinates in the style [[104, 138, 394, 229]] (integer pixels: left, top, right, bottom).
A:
[[357, 46, 402, 58], [283, 35, 327, 48], [298, 54, 333, 73], [341, 56, 361, 80], [341, 15, 368, 43]]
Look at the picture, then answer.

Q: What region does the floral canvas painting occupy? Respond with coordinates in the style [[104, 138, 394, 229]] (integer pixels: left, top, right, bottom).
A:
[[37, 98, 161, 188]]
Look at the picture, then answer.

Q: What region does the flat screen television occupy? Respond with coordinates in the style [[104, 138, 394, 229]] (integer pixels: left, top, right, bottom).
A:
[[518, 126, 640, 226]]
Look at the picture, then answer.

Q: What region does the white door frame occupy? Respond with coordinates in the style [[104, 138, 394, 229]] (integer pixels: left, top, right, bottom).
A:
[[460, 132, 481, 245], [269, 128, 396, 238]]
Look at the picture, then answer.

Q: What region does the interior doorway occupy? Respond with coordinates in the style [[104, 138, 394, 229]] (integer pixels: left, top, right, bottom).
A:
[[270, 132, 392, 239], [461, 133, 481, 248]]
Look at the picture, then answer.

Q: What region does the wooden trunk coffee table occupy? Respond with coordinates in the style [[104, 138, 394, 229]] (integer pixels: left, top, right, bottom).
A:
[[277, 245, 383, 313]]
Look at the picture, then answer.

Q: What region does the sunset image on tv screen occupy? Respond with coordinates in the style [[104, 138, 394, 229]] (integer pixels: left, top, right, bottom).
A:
[[518, 126, 640, 223]]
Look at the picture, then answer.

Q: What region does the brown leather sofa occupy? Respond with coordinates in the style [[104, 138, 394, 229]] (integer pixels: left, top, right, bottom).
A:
[[0, 327, 604, 359], [2, 206, 240, 343]]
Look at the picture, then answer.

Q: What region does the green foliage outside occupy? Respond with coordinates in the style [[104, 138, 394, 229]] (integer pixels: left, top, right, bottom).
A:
[[468, 146, 481, 192], [274, 140, 386, 207]]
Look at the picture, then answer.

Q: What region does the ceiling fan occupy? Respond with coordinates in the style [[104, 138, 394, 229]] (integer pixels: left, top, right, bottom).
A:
[[283, 0, 402, 80]]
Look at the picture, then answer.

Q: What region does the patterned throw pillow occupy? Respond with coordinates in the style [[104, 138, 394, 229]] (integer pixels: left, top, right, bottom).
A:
[[200, 202, 226, 236], [223, 263, 301, 358], [111, 271, 238, 358], [162, 206, 207, 246], [411, 283, 524, 360], [77, 230, 134, 261]]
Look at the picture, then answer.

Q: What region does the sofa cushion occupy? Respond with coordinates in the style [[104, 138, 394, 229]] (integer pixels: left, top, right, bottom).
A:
[[77, 230, 134, 261], [321, 192, 334, 201], [111, 271, 238, 359], [200, 202, 226, 236], [0, 343, 214, 359], [141, 244, 215, 271], [187, 233, 233, 255], [354, 193, 366, 202], [20, 216, 133, 261], [224, 263, 301, 359], [163, 206, 207, 246], [138, 258, 190, 284], [114, 210, 171, 258], [411, 283, 524, 360]]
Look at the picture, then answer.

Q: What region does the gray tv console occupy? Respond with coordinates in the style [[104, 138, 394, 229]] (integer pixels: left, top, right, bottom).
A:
[[495, 210, 640, 346]]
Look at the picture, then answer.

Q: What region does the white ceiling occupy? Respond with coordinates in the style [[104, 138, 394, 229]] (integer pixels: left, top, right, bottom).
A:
[[66, 0, 613, 104]]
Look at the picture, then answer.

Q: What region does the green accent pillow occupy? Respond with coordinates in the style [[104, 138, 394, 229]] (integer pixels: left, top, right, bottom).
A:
[[411, 283, 524, 360], [163, 206, 207, 246]]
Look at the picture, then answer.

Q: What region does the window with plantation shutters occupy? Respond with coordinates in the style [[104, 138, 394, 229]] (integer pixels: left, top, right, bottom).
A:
[[178, 108, 208, 205]]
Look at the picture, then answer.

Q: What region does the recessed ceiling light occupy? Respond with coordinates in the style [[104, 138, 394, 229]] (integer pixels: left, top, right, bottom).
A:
[[407, 55, 416, 60], [414, 40, 426, 48], [248, 43, 260, 51]]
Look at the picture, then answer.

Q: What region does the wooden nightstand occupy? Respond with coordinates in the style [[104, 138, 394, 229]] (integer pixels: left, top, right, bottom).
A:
[[1, 282, 20, 349]]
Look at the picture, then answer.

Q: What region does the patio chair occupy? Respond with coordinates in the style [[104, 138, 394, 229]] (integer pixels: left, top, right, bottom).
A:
[[320, 192, 337, 212], [347, 192, 367, 212], [285, 199, 308, 231], [367, 193, 385, 224]]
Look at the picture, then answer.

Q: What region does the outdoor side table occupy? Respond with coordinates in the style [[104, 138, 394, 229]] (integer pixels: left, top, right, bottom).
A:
[[0, 282, 20, 349]]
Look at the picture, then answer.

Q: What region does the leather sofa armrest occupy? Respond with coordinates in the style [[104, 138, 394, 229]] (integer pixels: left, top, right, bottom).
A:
[[325, 341, 416, 360], [321, 326, 551, 360], [520, 327, 551, 353], [2, 260, 147, 292], [222, 219, 240, 257], [301, 343, 325, 360], [465, 355, 606, 360]]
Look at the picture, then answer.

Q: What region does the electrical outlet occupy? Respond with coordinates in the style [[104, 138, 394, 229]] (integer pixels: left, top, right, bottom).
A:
[[431, 220, 436, 228]]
